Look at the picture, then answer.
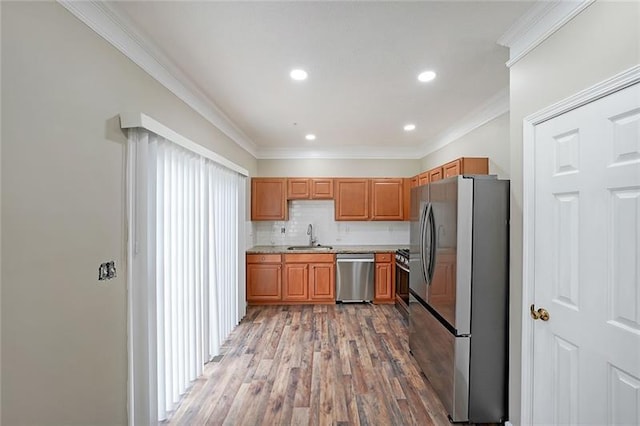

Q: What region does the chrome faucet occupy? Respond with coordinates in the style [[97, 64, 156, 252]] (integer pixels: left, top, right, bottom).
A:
[[307, 224, 317, 246]]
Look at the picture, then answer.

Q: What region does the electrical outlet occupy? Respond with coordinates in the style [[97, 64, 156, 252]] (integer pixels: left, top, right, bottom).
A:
[[98, 261, 117, 280]]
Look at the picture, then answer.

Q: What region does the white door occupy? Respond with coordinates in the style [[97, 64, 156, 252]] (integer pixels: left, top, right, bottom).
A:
[[532, 83, 640, 424]]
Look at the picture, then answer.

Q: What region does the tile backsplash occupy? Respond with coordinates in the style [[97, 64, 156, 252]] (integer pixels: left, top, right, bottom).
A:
[[253, 200, 410, 246]]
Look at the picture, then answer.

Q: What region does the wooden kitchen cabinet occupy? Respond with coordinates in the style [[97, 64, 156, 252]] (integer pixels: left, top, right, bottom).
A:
[[287, 178, 310, 199], [403, 178, 411, 222], [443, 161, 460, 179], [283, 253, 336, 304], [283, 263, 309, 301], [418, 171, 429, 186], [287, 178, 334, 200], [428, 167, 443, 183], [442, 157, 489, 178], [246, 254, 282, 303], [311, 178, 334, 199], [374, 252, 395, 304], [309, 262, 335, 301], [334, 179, 369, 220], [370, 178, 404, 221], [251, 178, 288, 221], [410, 176, 419, 188]]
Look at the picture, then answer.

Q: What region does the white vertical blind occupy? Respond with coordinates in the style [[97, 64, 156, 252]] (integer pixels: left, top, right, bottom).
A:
[[127, 128, 247, 424]]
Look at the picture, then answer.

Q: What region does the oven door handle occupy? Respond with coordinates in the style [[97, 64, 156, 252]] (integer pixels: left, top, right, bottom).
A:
[[396, 263, 409, 273]]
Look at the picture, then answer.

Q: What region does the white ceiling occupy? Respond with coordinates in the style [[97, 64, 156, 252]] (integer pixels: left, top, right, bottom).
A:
[[108, 1, 535, 159]]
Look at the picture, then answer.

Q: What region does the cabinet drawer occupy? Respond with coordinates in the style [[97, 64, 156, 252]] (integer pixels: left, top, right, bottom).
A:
[[247, 254, 282, 264], [284, 253, 335, 263], [375, 253, 393, 263]]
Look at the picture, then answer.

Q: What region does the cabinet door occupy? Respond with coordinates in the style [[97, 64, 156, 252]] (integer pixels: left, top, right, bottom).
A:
[[251, 178, 288, 221], [247, 263, 282, 302], [310, 178, 334, 199], [410, 176, 419, 188], [418, 172, 429, 186], [334, 179, 369, 220], [428, 167, 443, 182], [460, 157, 489, 175], [287, 178, 310, 199], [370, 178, 404, 221], [443, 159, 461, 178], [283, 263, 309, 301], [309, 263, 335, 301], [403, 178, 411, 222], [374, 262, 394, 302]]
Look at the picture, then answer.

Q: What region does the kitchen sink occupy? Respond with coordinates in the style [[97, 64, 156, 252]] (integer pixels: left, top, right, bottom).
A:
[[287, 245, 333, 250]]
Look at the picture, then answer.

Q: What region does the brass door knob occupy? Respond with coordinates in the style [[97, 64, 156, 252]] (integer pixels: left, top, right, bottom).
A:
[[530, 304, 550, 321]]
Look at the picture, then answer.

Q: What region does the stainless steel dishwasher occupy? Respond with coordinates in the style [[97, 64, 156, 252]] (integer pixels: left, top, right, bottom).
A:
[[336, 253, 375, 302]]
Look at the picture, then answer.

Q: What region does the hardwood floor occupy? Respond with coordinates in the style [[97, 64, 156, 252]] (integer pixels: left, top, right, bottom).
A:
[[166, 304, 449, 425]]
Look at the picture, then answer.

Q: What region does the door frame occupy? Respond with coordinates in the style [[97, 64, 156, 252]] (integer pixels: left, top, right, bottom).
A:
[[520, 64, 640, 424]]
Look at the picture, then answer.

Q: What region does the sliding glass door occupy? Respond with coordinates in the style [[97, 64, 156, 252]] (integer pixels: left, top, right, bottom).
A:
[[127, 128, 246, 423]]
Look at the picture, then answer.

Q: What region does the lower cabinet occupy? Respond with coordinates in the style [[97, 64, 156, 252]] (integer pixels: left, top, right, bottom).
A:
[[309, 263, 335, 301], [247, 252, 336, 305], [284, 253, 336, 303], [248, 252, 398, 305], [374, 252, 395, 304], [283, 263, 309, 301], [247, 254, 282, 303]]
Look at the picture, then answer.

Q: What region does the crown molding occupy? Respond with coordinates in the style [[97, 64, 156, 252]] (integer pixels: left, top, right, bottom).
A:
[[58, 1, 510, 161], [256, 146, 420, 160], [524, 64, 640, 126], [417, 87, 510, 159], [57, 0, 258, 157], [257, 88, 509, 160], [498, 0, 595, 68]]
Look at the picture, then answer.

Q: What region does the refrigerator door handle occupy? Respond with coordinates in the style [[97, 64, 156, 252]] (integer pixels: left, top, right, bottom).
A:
[[421, 203, 435, 285], [419, 203, 429, 285], [427, 204, 437, 284]]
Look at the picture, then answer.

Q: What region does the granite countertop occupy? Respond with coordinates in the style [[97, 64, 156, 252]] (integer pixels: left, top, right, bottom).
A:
[[247, 245, 405, 254]]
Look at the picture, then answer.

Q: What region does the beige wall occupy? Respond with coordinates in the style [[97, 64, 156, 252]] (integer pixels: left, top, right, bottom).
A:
[[508, 2, 639, 424], [420, 112, 510, 178], [257, 158, 421, 177], [1, 2, 256, 424]]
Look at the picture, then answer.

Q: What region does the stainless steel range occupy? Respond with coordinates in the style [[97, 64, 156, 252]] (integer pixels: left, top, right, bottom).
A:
[[394, 248, 410, 318]]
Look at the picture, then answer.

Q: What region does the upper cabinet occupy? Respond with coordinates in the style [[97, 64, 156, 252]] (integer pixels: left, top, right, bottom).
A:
[[251, 178, 288, 221], [428, 166, 443, 183], [287, 178, 310, 199], [310, 178, 334, 199], [334, 178, 407, 221], [411, 157, 489, 187], [443, 157, 488, 178], [418, 171, 429, 186], [334, 178, 369, 220], [287, 178, 334, 200], [370, 178, 404, 221], [251, 160, 488, 221], [403, 178, 411, 220]]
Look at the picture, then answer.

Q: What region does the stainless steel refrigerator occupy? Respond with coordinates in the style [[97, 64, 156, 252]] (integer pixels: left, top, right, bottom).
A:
[[409, 175, 509, 423]]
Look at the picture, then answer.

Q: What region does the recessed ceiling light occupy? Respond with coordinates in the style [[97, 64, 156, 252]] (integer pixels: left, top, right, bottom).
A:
[[417, 70, 436, 82], [305, 134, 316, 141], [290, 69, 308, 81], [404, 124, 416, 131]]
